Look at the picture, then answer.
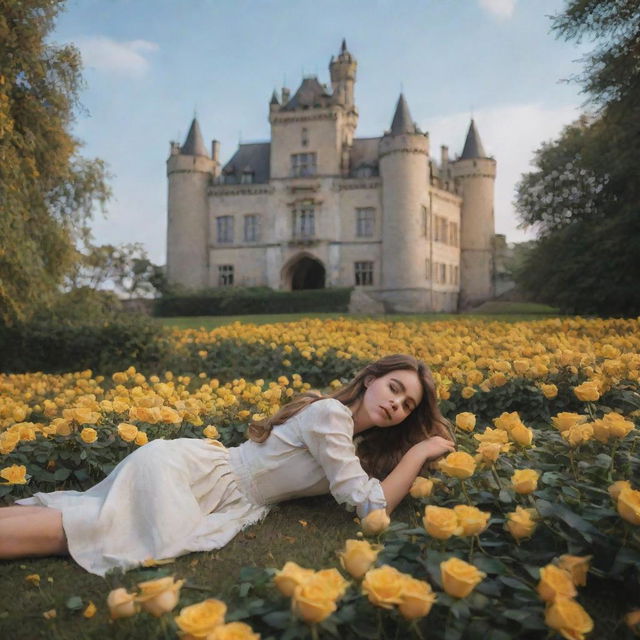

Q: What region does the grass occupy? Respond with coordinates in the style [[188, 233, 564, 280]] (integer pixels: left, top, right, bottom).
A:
[[0, 497, 415, 639], [156, 301, 561, 331]]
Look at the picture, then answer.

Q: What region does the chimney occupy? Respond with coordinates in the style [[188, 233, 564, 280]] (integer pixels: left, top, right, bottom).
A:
[[282, 87, 290, 103], [211, 140, 220, 163]]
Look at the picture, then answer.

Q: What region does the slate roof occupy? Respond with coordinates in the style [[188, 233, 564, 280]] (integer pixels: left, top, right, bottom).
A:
[[349, 137, 381, 176], [222, 143, 271, 184], [282, 76, 334, 110], [390, 94, 417, 135], [181, 118, 209, 157], [460, 119, 487, 159]]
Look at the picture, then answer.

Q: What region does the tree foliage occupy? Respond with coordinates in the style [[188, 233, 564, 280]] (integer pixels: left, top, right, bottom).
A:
[[514, 0, 640, 315], [0, 0, 110, 324]]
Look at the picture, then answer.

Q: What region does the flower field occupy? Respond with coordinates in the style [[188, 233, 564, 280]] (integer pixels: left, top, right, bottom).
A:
[[1, 316, 639, 639]]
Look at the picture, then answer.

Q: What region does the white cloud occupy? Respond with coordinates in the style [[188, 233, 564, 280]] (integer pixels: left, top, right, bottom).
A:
[[478, 0, 516, 20], [424, 103, 581, 243], [74, 36, 159, 76]]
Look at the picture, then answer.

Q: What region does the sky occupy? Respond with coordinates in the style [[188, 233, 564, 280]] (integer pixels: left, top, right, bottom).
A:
[[52, 0, 591, 265]]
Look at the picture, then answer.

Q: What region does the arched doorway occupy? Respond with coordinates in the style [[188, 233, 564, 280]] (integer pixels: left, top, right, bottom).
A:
[[282, 254, 326, 290]]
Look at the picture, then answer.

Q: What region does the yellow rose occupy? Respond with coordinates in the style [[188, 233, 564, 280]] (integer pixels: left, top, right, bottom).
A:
[[461, 386, 476, 399], [475, 441, 505, 464], [591, 418, 611, 443], [338, 539, 383, 580], [551, 412, 588, 432], [398, 577, 436, 620], [573, 381, 600, 402], [562, 423, 594, 447], [313, 569, 349, 600], [63, 407, 100, 424], [511, 469, 540, 495], [608, 480, 632, 502], [513, 359, 529, 374], [438, 451, 476, 479], [160, 406, 182, 424], [540, 383, 558, 399], [506, 506, 538, 540], [80, 427, 97, 444], [203, 425, 219, 439], [107, 587, 139, 620], [617, 487, 640, 526], [455, 412, 476, 432], [52, 418, 73, 436], [626, 610, 640, 637], [273, 562, 315, 597], [493, 411, 522, 432], [409, 477, 434, 498], [545, 597, 593, 640], [117, 422, 139, 443], [129, 406, 162, 424], [474, 427, 509, 445], [423, 506, 462, 540], [537, 564, 577, 602], [82, 601, 96, 619], [292, 576, 337, 624], [209, 621, 261, 640], [0, 464, 27, 485], [135, 431, 149, 446], [361, 508, 390, 536], [557, 555, 592, 587], [452, 505, 490, 536], [509, 423, 534, 447], [440, 557, 486, 598], [361, 565, 405, 609], [136, 576, 185, 617], [605, 413, 635, 439], [174, 599, 227, 638], [489, 372, 507, 387]]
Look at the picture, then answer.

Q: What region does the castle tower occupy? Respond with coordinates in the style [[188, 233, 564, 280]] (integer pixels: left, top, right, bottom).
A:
[[329, 38, 357, 111], [166, 118, 216, 290], [378, 94, 430, 311], [452, 119, 496, 308]]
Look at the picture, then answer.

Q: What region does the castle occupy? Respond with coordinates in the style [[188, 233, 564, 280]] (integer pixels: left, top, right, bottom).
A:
[[166, 41, 497, 312]]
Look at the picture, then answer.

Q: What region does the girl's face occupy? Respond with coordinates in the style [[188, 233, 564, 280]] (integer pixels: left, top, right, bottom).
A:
[[359, 369, 424, 429]]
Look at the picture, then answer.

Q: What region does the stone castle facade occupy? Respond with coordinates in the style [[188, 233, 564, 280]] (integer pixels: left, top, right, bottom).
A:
[[166, 41, 497, 312]]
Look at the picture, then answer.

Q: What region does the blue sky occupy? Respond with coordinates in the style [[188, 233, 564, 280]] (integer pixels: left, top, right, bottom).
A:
[[53, 0, 590, 264]]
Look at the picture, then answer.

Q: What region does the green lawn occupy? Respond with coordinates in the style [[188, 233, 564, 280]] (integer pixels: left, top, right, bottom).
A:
[[156, 302, 561, 331]]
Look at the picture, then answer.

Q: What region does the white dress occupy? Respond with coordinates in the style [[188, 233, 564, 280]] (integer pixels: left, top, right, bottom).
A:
[[17, 398, 386, 576]]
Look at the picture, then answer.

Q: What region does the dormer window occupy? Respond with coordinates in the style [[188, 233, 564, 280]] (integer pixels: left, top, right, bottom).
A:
[[240, 170, 254, 184]]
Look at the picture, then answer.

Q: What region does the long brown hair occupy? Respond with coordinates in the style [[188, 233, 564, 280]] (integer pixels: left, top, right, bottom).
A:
[[247, 354, 454, 479]]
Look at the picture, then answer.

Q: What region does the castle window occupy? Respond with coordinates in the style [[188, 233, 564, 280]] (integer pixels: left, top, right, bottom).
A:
[[291, 152, 317, 177], [216, 216, 234, 243], [425, 258, 431, 280], [218, 265, 234, 286], [434, 215, 448, 244], [355, 261, 374, 286], [421, 205, 428, 238], [454, 265, 459, 286], [244, 214, 260, 242], [292, 202, 315, 238], [449, 222, 459, 246], [301, 128, 309, 147], [354, 165, 374, 178], [355, 207, 375, 237], [240, 171, 254, 184], [440, 263, 446, 284]]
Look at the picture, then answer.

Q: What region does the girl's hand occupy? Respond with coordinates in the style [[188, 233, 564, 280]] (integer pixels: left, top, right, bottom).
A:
[[413, 436, 456, 461]]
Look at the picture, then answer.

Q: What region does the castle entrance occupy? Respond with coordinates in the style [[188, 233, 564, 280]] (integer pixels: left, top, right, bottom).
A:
[[282, 254, 326, 290]]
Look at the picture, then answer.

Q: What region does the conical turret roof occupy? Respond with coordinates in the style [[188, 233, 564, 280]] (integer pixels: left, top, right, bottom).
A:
[[270, 90, 280, 105], [460, 119, 487, 159], [181, 118, 209, 157], [390, 94, 417, 135]]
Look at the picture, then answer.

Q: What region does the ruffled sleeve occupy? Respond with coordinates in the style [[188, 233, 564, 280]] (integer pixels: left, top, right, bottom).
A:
[[297, 398, 387, 519]]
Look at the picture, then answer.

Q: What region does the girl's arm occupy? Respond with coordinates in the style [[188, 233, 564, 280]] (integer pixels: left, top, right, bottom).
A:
[[381, 436, 455, 514]]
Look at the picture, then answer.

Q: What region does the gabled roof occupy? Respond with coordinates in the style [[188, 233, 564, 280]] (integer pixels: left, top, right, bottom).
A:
[[222, 143, 271, 184], [460, 119, 487, 159], [390, 93, 417, 135], [181, 118, 209, 157], [282, 76, 333, 110]]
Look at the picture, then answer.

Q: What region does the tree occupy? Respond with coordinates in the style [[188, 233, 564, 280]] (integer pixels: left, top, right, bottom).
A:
[[514, 0, 640, 315], [0, 0, 110, 324]]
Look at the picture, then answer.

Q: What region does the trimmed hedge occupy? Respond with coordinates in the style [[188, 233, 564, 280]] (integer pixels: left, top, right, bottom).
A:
[[154, 287, 353, 317]]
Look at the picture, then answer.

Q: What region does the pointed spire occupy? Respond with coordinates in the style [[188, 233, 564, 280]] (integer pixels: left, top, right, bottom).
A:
[[181, 118, 209, 157], [341, 38, 347, 53], [270, 90, 280, 105], [460, 119, 487, 159], [390, 93, 417, 135]]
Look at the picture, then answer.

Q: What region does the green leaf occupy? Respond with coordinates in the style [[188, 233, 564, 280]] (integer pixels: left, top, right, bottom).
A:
[[65, 596, 83, 611], [262, 611, 292, 629]]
